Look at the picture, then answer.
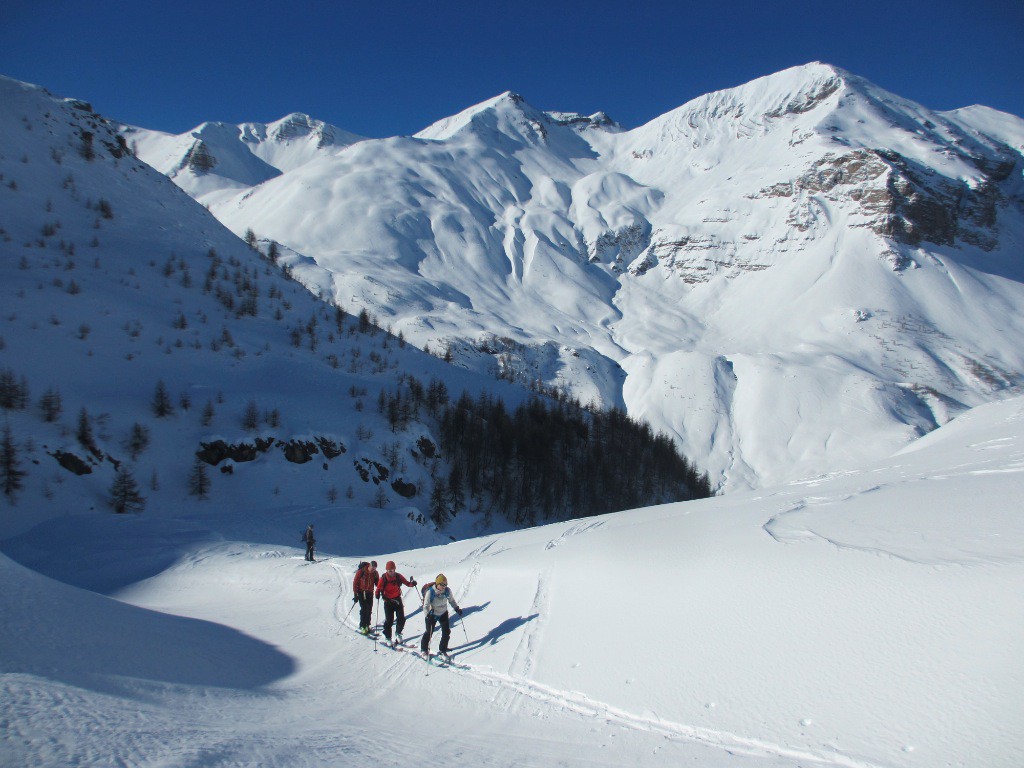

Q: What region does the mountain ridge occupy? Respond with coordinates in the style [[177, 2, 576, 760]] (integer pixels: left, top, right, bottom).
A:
[[96, 65, 1024, 488]]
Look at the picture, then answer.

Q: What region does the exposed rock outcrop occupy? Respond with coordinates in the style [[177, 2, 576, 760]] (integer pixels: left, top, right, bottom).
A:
[[281, 439, 318, 464], [354, 458, 389, 484], [196, 437, 276, 466], [755, 148, 1007, 255], [50, 450, 91, 475], [391, 478, 417, 498]]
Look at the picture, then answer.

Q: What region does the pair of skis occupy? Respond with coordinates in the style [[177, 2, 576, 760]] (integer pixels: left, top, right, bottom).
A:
[[423, 650, 466, 669], [357, 627, 466, 668]]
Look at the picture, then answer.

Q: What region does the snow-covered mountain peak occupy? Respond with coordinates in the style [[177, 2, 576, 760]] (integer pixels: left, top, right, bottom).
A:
[[413, 90, 617, 146], [415, 90, 544, 141], [626, 62, 849, 153], [266, 111, 320, 138], [261, 111, 357, 150], [122, 111, 365, 200], [750, 60, 850, 116]]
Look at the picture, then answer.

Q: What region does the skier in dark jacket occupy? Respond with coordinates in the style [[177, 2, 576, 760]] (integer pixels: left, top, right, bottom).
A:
[[302, 524, 316, 562], [420, 573, 462, 660], [352, 560, 379, 633], [376, 561, 416, 645]]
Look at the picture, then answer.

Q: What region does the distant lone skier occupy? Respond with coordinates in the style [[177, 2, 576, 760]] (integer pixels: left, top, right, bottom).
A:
[[420, 573, 462, 661], [353, 560, 379, 633], [376, 561, 416, 645], [302, 524, 316, 562]]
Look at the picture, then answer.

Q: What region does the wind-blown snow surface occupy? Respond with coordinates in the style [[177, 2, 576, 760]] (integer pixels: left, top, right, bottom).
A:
[[131, 62, 1024, 491], [4, 397, 1023, 767]]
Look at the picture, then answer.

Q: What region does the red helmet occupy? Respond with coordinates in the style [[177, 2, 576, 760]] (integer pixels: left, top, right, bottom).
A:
[[386, 560, 396, 571]]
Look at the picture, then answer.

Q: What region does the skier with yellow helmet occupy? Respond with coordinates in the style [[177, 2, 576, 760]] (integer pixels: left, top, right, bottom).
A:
[[420, 573, 462, 661]]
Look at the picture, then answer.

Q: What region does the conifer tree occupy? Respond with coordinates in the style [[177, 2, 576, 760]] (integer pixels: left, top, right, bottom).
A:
[[242, 399, 260, 431], [109, 467, 145, 513], [447, 464, 465, 516], [152, 379, 173, 417], [0, 368, 29, 410], [187, 458, 211, 500], [38, 387, 62, 422], [123, 422, 150, 460], [428, 475, 449, 527], [200, 400, 215, 427], [76, 407, 94, 450], [1, 423, 26, 503]]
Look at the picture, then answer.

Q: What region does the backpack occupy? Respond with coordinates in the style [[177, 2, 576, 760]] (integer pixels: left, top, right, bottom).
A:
[[420, 581, 435, 598]]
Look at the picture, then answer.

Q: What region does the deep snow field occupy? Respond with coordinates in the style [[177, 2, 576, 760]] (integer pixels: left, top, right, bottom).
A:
[[3, 396, 1023, 767]]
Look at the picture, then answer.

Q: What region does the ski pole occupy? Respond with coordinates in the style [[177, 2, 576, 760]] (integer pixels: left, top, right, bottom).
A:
[[373, 595, 380, 651], [423, 616, 434, 654], [459, 613, 470, 645], [344, 597, 357, 622]]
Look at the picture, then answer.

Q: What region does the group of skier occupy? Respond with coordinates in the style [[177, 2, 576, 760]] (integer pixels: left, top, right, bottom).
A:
[[352, 559, 463, 660]]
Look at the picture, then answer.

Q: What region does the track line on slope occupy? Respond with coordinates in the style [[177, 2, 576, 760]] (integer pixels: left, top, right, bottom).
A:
[[489, 567, 550, 713], [428, 665, 886, 768], [323, 563, 879, 767]]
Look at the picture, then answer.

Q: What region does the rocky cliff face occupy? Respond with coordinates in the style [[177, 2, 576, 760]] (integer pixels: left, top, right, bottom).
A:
[[757, 146, 1014, 257]]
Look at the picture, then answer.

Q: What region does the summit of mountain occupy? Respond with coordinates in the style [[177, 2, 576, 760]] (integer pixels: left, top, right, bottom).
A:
[[413, 90, 621, 143]]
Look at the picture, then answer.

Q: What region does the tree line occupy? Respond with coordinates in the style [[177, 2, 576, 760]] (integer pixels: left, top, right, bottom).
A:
[[379, 376, 713, 528]]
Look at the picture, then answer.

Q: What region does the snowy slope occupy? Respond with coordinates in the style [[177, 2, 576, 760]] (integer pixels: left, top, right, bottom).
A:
[[0, 75, 530, 542], [4, 393, 1022, 767], [132, 62, 1024, 491]]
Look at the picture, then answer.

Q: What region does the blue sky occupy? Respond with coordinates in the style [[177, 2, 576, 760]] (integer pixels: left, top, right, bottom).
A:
[[2, 0, 1021, 137]]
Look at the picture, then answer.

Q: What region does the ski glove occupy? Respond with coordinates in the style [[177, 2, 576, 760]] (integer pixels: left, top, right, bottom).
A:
[[352, 596, 358, 604], [456, 607, 463, 615]]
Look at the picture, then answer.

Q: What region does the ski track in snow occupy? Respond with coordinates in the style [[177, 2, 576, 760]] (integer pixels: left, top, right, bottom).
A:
[[324, 561, 880, 767], [490, 567, 549, 713], [460, 537, 506, 562], [457, 561, 482, 602], [544, 519, 606, 550]]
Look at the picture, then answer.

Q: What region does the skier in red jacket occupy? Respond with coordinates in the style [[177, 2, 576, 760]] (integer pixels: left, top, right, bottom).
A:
[[376, 560, 416, 645], [352, 560, 379, 634]]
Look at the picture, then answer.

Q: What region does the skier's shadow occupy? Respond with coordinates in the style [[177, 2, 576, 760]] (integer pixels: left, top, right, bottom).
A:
[[450, 612, 539, 654]]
